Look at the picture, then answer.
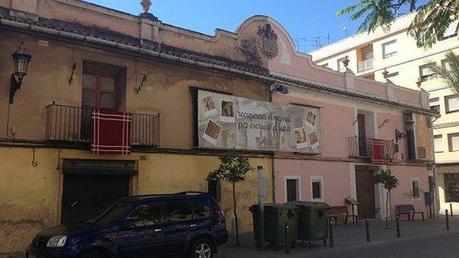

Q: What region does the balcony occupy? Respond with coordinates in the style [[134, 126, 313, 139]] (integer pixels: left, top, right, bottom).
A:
[[358, 58, 374, 73], [45, 104, 160, 147], [347, 136, 395, 161]]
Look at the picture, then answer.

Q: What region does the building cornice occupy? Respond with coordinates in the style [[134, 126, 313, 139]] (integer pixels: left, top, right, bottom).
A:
[[0, 15, 437, 116]]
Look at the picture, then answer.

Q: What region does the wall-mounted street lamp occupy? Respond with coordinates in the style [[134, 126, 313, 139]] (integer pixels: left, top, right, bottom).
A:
[[10, 43, 32, 104]]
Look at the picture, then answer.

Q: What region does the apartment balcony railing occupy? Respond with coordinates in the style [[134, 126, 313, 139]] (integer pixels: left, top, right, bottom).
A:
[[357, 58, 374, 73], [347, 136, 395, 161], [45, 104, 160, 147]]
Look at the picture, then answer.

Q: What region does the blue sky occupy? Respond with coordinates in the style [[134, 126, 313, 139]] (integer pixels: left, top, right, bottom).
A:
[[85, 0, 364, 52]]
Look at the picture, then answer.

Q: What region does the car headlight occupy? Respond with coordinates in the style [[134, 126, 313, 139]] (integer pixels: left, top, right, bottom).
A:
[[46, 236, 67, 248]]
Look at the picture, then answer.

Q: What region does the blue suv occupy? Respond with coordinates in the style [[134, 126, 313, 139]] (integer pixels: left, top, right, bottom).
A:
[[27, 192, 228, 258]]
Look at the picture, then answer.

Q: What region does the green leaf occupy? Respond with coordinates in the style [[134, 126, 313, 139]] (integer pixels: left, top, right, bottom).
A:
[[431, 51, 459, 96]]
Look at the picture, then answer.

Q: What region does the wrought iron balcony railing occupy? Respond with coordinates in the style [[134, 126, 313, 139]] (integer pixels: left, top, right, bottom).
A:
[[358, 58, 374, 72], [45, 103, 160, 147], [347, 136, 395, 161]]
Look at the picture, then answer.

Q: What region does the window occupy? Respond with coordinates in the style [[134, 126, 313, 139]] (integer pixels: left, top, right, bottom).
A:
[[417, 147, 426, 159], [286, 178, 299, 202], [81, 61, 127, 140], [441, 21, 458, 40], [311, 177, 324, 201], [434, 135, 443, 153], [444, 174, 459, 202], [361, 45, 374, 60], [430, 97, 440, 113], [419, 63, 436, 81], [337, 57, 347, 73], [382, 40, 397, 58], [128, 204, 163, 227], [411, 179, 420, 199], [445, 95, 459, 113], [448, 133, 459, 152], [192, 199, 212, 219], [165, 200, 193, 223], [82, 61, 126, 111]]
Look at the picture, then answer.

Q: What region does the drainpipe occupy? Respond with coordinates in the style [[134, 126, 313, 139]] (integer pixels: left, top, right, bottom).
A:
[[271, 154, 276, 203], [432, 164, 438, 218]]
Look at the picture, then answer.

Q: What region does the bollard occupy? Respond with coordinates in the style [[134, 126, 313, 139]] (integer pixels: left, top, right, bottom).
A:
[[446, 209, 450, 231], [450, 203, 454, 217], [284, 222, 290, 254], [365, 218, 370, 242], [329, 220, 334, 248], [396, 216, 400, 238]]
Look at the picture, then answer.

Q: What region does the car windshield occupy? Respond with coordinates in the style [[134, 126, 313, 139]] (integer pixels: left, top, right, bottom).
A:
[[89, 200, 132, 225]]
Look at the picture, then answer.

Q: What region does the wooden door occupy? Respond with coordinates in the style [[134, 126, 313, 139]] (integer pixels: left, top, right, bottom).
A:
[[355, 167, 376, 219]]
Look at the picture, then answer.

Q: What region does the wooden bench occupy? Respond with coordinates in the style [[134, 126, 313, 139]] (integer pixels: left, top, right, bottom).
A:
[[328, 206, 357, 226], [395, 204, 424, 221]]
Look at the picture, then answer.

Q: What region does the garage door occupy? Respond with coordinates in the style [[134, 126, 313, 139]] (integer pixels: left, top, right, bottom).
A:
[[61, 159, 136, 226]]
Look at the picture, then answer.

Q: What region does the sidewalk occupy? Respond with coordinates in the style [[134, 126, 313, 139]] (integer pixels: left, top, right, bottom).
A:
[[217, 216, 459, 258]]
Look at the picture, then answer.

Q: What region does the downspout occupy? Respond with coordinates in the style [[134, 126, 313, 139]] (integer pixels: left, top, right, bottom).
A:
[[271, 153, 276, 203]]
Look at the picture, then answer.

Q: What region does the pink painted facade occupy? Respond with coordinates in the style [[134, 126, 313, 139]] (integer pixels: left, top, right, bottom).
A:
[[241, 16, 436, 219], [275, 160, 352, 206]]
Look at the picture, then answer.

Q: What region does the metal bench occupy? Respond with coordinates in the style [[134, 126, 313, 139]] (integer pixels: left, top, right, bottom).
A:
[[395, 204, 424, 221]]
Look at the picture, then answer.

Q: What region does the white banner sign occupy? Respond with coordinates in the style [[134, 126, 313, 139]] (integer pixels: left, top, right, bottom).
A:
[[197, 90, 320, 153]]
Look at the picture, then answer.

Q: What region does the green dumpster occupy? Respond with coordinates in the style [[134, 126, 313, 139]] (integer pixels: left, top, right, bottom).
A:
[[249, 203, 298, 248], [296, 202, 329, 242]]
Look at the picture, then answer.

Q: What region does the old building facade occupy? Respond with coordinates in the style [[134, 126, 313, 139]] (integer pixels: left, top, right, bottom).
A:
[[310, 13, 459, 216], [0, 0, 436, 254]]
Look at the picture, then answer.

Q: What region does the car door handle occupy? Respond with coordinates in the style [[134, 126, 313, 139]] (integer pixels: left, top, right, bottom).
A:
[[154, 228, 162, 232], [190, 224, 197, 228]]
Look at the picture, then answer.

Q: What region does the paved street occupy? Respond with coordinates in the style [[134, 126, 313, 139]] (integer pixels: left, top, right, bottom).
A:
[[217, 217, 459, 258], [4, 217, 458, 258]]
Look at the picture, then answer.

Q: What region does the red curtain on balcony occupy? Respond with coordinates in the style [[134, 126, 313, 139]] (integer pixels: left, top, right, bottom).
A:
[[91, 110, 132, 154], [369, 138, 386, 164]]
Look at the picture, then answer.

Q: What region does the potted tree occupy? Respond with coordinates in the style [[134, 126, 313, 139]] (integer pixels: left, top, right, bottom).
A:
[[374, 168, 399, 228], [207, 150, 252, 246]]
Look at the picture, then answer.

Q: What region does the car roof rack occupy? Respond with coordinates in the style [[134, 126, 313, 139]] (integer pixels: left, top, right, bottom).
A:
[[130, 191, 208, 199]]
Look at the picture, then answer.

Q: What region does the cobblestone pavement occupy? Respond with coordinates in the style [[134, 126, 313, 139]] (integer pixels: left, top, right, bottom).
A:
[[217, 216, 459, 258]]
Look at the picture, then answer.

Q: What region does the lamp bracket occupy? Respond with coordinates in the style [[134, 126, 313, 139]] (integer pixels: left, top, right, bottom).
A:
[[135, 74, 147, 94], [9, 74, 22, 104]]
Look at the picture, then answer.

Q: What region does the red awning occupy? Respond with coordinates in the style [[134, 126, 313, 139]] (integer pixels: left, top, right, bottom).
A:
[[91, 110, 131, 154], [369, 138, 386, 165]]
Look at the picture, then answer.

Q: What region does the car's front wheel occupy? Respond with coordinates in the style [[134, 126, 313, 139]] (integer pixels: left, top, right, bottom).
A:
[[188, 238, 214, 258]]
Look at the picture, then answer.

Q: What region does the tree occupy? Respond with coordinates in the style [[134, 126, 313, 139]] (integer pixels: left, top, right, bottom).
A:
[[431, 51, 459, 95], [337, 0, 459, 47], [207, 150, 252, 246], [374, 168, 399, 228]]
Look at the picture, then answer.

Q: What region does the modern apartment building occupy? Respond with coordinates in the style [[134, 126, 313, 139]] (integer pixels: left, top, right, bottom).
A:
[[310, 13, 459, 215]]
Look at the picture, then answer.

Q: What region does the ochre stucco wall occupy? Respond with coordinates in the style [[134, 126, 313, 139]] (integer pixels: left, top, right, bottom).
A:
[[0, 146, 272, 253], [0, 32, 270, 147]]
